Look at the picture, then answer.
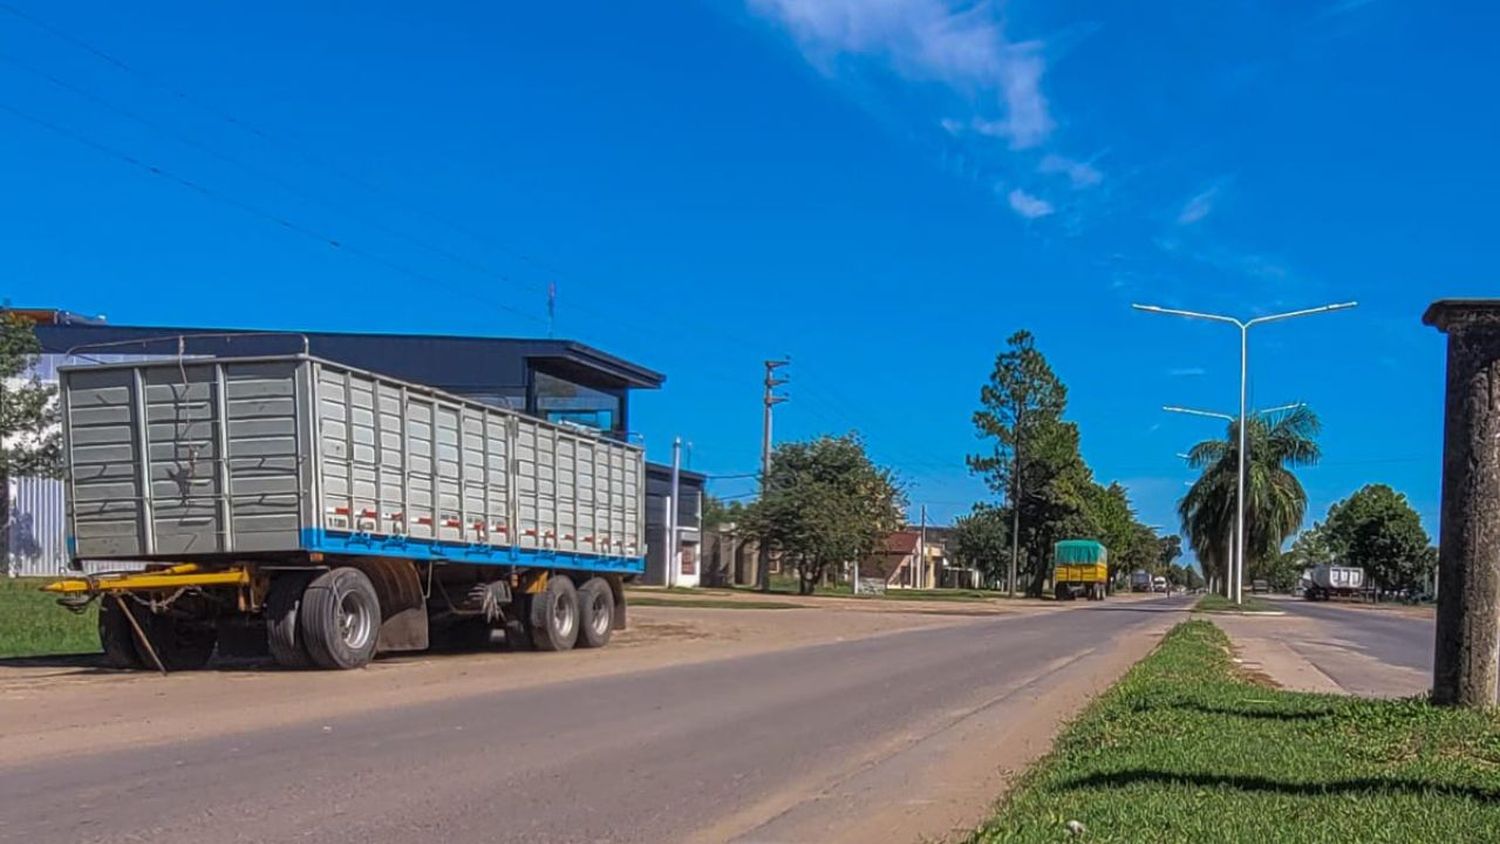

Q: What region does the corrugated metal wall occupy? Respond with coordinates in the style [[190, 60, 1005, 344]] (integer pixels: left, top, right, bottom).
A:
[[7, 475, 67, 576]]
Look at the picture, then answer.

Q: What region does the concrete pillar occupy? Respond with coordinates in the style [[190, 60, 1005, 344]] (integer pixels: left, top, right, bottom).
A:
[[1424, 299, 1500, 707]]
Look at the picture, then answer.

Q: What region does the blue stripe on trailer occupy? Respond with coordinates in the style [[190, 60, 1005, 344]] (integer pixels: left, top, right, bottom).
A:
[[299, 528, 647, 575]]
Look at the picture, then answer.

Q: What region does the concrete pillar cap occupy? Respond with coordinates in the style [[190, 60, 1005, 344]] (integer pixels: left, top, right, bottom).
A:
[[1424, 299, 1500, 332]]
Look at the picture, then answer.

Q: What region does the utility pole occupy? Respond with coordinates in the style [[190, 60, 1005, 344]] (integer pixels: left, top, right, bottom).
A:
[[668, 436, 681, 588], [1009, 441, 1022, 598], [757, 358, 790, 592], [918, 504, 928, 591]]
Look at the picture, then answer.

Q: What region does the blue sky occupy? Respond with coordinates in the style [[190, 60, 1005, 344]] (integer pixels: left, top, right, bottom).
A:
[[5, 1, 1496, 553]]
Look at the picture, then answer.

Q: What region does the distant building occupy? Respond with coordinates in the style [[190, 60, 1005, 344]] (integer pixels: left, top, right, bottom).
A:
[[6, 308, 705, 577], [642, 465, 706, 587]]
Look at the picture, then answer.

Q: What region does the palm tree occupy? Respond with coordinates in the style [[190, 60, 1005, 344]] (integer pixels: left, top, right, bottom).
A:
[[1178, 406, 1321, 593]]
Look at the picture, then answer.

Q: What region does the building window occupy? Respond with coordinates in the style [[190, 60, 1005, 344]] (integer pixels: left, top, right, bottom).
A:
[[532, 370, 622, 433]]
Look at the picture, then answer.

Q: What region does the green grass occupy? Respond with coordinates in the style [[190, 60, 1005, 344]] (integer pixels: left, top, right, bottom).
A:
[[750, 575, 1006, 601], [872, 588, 994, 602], [626, 597, 807, 610], [970, 620, 1500, 843], [0, 578, 101, 659], [1195, 593, 1277, 614]]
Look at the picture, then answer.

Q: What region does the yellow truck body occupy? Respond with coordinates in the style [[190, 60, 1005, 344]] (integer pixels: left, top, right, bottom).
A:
[[1055, 562, 1108, 585], [1053, 540, 1109, 601]]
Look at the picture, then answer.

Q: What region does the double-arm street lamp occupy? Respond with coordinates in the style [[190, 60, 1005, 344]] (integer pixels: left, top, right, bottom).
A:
[[1135, 302, 1357, 605], [1166, 403, 1303, 601]]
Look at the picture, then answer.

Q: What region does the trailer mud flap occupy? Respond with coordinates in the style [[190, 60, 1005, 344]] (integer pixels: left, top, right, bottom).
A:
[[608, 575, 627, 631], [352, 558, 428, 653]]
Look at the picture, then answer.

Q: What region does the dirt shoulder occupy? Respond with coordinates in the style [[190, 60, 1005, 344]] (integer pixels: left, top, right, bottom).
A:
[[0, 597, 1068, 767]]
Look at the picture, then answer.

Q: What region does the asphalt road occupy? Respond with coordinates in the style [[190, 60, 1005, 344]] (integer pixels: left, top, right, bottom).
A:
[[1271, 597, 1433, 696], [0, 597, 1188, 844]]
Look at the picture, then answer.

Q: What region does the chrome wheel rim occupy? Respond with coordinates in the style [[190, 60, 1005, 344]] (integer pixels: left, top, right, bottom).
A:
[[338, 590, 374, 650], [553, 594, 576, 639], [590, 592, 610, 637]]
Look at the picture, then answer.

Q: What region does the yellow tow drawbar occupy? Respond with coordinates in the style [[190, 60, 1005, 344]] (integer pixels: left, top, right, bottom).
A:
[[41, 564, 251, 594]]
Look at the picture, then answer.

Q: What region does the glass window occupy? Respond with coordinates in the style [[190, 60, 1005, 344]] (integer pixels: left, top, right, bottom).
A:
[[533, 370, 622, 432]]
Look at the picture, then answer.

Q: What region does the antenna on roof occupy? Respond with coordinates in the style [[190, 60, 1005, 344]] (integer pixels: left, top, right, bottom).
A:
[[547, 281, 557, 338]]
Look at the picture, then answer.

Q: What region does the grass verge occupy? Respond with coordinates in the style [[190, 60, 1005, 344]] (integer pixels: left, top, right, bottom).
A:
[[970, 620, 1500, 843], [1195, 593, 1277, 614], [627, 597, 807, 610], [0, 578, 100, 659], [870, 588, 993, 602]]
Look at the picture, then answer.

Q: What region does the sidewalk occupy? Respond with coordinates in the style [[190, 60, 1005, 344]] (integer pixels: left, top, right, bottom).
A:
[[1212, 604, 1430, 698]]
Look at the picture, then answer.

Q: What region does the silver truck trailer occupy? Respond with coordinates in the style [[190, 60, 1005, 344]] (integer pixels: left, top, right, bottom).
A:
[[49, 354, 646, 670], [1302, 564, 1365, 601]]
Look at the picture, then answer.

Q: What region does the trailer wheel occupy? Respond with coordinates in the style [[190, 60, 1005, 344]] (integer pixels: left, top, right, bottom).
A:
[[299, 567, 381, 670], [99, 598, 144, 669], [576, 578, 615, 649], [529, 576, 580, 652], [266, 573, 315, 669]]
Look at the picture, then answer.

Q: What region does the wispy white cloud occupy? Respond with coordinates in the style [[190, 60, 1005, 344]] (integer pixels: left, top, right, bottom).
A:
[[1176, 185, 1219, 225], [1007, 188, 1054, 219], [1153, 234, 1294, 286], [1038, 153, 1102, 188], [749, 0, 1055, 149]]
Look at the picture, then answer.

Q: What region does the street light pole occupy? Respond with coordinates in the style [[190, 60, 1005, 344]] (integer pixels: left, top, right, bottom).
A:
[[1139, 300, 1356, 604]]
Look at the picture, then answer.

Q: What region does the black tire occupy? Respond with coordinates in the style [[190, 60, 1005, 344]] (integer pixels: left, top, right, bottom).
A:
[[576, 578, 615, 649], [529, 576, 580, 652], [138, 612, 218, 671], [299, 567, 381, 670], [99, 598, 144, 669], [266, 573, 316, 669]]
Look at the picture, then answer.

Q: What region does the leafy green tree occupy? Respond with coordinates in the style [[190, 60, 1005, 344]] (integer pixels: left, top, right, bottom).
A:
[[968, 330, 1068, 596], [950, 504, 1010, 588], [740, 434, 905, 595], [1323, 484, 1434, 593], [1076, 482, 1160, 591], [1178, 406, 1321, 592], [1172, 563, 1205, 590], [1284, 522, 1337, 572], [0, 313, 61, 479], [1247, 550, 1304, 592], [702, 494, 745, 530], [1157, 535, 1182, 570], [1009, 421, 1101, 596]]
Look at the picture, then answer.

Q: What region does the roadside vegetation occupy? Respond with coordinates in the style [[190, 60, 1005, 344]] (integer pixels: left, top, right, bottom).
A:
[[971, 621, 1500, 843], [625, 597, 806, 610], [1194, 594, 1277, 614], [0, 578, 99, 659]]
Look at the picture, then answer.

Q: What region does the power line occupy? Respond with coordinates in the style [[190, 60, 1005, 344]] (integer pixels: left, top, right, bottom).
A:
[[0, 1, 571, 286], [0, 1, 992, 499], [0, 48, 556, 301], [0, 98, 547, 326]]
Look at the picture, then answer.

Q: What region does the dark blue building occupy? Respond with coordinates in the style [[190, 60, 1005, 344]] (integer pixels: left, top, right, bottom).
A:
[[13, 310, 703, 582]]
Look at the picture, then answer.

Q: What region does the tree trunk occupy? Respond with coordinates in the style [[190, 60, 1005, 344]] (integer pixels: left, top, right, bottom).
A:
[[1425, 301, 1500, 708]]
